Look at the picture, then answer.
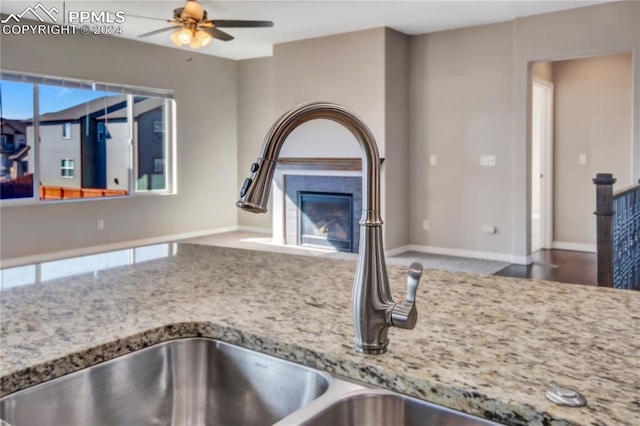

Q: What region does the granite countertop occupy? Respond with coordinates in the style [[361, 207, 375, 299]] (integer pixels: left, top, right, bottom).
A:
[[1, 243, 639, 425]]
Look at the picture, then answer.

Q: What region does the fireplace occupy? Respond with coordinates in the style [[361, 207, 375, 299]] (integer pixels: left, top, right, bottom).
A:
[[298, 191, 353, 252], [284, 174, 361, 253]]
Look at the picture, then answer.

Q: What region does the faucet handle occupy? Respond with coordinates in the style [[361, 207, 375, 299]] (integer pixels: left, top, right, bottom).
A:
[[390, 262, 423, 330], [406, 262, 422, 303]]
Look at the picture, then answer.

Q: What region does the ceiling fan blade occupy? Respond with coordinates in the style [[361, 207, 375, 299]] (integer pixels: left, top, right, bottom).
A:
[[210, 20, 274, 28], [202, 27, 234, 41], [138, 26, 181, 38], [127, 14, 170, 22]]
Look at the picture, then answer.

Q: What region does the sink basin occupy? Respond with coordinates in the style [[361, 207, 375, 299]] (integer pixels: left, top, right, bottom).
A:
[[1, 338, 504, 426], [0, 338, 330, 426], [298, 389, 501, 426]]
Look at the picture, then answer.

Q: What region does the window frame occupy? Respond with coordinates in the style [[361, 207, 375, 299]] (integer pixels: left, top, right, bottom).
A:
[[0, 70, 176, 206], [97, 122, 105, 143], [60, 158, 75, 179], [62, 122, 72, 139]]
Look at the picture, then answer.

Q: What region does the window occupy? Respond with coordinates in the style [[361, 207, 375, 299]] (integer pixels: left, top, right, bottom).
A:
[[0, 79, 34, 199], [137, 97, 168, 191], [153, 120, 163, 143], [97, 122, 105, 142], [62, 122, 71, 139], [153, 158, 164, 174], [0, 70, 175, 203], [60, 159, 75, 178]]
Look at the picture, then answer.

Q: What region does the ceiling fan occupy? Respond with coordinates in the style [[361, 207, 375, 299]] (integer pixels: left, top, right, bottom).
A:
[[137, 0, 273, 49]]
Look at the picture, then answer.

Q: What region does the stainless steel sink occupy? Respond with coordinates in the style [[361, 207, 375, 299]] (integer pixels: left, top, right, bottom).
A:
[[0, 338, 503, 426], [0, 338, 331, 426], [296, 389, 500, 426]]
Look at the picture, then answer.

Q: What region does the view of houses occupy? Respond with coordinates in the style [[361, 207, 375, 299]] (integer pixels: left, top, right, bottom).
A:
[[0, 92, 167, 200]]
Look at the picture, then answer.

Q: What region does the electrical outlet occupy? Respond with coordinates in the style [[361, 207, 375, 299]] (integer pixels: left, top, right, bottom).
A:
[[578, 153, 587, 165], [422, 220, 430, 231], [429, 155, 437, 166], [480, 155, 496, 167], [97, 219, 104, 230]]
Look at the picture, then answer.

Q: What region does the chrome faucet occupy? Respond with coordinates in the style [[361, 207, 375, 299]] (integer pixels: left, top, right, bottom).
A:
[[237, 102, 423, 354]]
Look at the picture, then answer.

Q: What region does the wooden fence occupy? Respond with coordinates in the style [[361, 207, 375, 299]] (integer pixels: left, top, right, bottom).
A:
[[2, 175, 128, 200], [40, 185, 129, 200]]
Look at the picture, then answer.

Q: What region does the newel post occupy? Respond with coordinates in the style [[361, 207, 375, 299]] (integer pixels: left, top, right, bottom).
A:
[[592, 173, 616, 287]]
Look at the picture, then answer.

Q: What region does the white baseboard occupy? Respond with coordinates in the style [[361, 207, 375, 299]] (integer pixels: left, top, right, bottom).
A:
[[406, 244, 531, 265], [552, 242, 597, 253], [385, 245, 411, 257], [0, 226, 240, 269]]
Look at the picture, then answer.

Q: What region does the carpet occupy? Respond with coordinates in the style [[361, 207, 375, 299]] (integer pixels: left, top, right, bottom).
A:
[[387, 251, 510, 275], [184, 232, 511, 276]]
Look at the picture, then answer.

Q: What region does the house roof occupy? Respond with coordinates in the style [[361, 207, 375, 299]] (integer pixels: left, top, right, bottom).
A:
[[36, 95, 127, 122], [1, 119, 26, 135], [8, 144, 30, 161], [96, 97, 165, 120]]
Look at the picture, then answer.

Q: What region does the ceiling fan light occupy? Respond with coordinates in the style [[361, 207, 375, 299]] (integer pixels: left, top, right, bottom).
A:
[[177, 28, 193, 44], [170, 30, 184, 46], [193, 30, 212, 48]]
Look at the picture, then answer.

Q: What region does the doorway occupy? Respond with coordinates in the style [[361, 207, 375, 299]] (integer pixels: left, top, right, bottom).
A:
[[531, 78, 554, 253], [528, 52, 633, 257]]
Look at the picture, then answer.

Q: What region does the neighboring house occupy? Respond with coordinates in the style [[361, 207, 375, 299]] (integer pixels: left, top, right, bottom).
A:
[[0, 119, 29, 181], [25, 96, 165, 191], [98, 97, 166, 191]]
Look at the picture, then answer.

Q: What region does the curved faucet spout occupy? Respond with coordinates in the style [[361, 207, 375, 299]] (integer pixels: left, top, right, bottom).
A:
[[237, 102, 421, 354], [237, 102, 381, 223]]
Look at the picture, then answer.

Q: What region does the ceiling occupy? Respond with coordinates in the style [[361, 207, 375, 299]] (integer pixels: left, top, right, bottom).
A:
[[0, 1, 611, 60]]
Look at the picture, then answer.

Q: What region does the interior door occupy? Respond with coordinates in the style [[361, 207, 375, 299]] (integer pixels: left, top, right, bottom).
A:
[[531, 79, 554, 252]]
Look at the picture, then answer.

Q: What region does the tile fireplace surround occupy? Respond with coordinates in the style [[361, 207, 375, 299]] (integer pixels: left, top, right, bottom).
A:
[[284, 174, 362, 252], [270, 158, 372, 254]]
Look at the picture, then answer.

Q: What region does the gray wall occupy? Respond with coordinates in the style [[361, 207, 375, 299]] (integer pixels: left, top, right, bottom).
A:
[[237, 57, 275, 230], [0, 30, 238, 260], [105, 121, 130, 191], [273, 28, 386, 158], [409, 22, 514, 254], [553, 53, 633, 246], [409, 1, 639, 260], [384, 29, 410, 250], [531, 62, 553, 82], [271, 28, 411, 250], [37, 123, 82, 188]]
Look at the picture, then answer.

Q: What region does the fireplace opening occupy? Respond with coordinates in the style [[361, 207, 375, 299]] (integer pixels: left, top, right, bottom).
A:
[[298, 191, 354, 252]]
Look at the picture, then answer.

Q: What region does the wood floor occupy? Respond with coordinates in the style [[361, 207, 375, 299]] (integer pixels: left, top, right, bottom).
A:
[[495, 249, 597, 285]]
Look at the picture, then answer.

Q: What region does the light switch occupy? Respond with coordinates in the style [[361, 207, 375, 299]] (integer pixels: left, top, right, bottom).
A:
[[480, 155, 496, 167], [579, 153, 587, 165], [430, 155, 437, 166]]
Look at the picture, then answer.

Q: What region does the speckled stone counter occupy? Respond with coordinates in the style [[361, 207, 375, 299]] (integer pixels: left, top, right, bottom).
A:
[[1, 243, 639, 425]]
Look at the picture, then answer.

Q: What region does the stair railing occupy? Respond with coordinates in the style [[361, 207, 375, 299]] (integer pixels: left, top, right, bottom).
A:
[[593, 173, 640, 290]]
